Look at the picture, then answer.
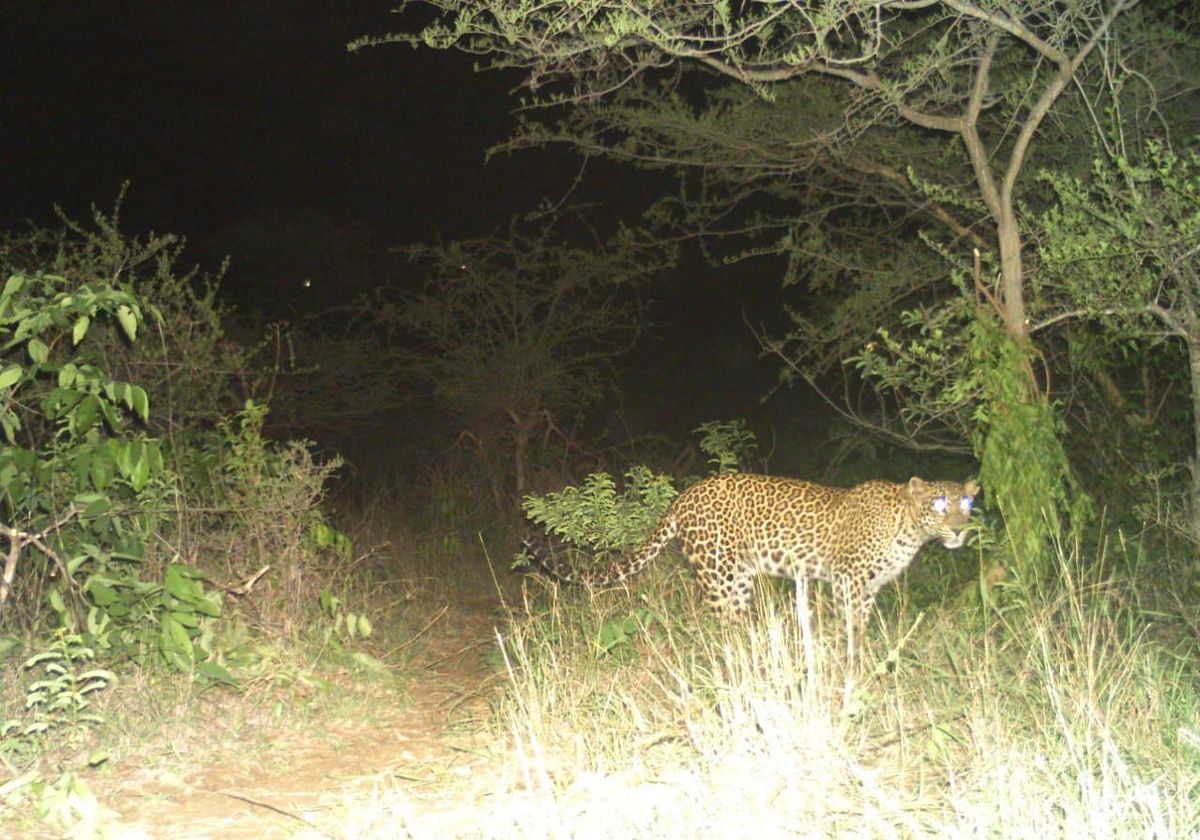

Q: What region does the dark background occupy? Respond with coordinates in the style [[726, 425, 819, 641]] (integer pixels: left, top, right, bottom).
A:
[[2, 2, 532, 239], [1, 1, 809, 462]]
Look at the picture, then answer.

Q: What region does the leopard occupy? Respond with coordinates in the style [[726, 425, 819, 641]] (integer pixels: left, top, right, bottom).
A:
[[526, 472, 980, 649]]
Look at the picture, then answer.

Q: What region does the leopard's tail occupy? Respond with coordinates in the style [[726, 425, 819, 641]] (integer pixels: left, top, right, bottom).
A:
[[523, 512, 679, 587]]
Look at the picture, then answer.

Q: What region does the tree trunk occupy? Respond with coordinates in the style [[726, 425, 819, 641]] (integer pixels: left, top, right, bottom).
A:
[[1187, 333, 1200, 542], [513, 425, 528, 496], [510, 409, 538, 497], [995, 209, 1028, 342]]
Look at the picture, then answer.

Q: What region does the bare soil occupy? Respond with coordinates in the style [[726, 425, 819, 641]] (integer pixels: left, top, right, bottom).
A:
[[104, 598, 506, 839]]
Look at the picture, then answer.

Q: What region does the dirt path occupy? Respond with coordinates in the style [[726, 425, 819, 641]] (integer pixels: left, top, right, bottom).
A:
[[110, 599, 506, 839]]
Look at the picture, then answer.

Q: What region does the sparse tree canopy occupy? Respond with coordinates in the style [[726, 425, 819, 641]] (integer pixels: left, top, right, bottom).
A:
[[362, 0, 1155, 343], [373, 224, 676, 499]]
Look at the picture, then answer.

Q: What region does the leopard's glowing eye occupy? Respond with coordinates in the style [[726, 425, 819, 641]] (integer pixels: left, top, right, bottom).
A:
[[960, 496, 974, 514], [932, 496, 948, 514]]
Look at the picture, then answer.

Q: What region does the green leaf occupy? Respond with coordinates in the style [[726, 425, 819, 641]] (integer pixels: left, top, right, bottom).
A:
[[310, 521, 332, 547], [195, 661, 239, 687], [169, 564, 206, 579], [160, 614, 195, 669], [42, 386, 83, 419], [169, 609, 200, 629], [193, 595, 221, 618], [89, 451, 113, 491], [130, 450, 150, 492], [87, 580, 118, 607], [0, 462, 17, 492], [0, 365, 22, 389], [27, 338, 49, 364], [147, 440, 164, 474], [164, 564, 211, 608], [112, 534, 145, 562], [1, 273, 26, 300], [72, 315, 91, 344], [98, 398, 120, 433], [86, 606, 111, 637], [164, 565, 199, 602], [74, 492, 111, 519], [116, 304, 138, 341], [0, 412, 19, 443], [130, 385, 149, 421], [116, 438, 136, 477], [78, 668, 115, 685], [73, 394, 100, 434]]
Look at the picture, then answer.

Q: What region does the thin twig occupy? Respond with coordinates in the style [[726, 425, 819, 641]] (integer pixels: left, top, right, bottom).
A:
[[0, 504, 82, 619], [214, 791, 334, 837]]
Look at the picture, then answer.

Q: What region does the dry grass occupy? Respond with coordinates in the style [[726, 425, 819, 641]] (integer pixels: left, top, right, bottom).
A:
[[323, 542, 1200, 839]]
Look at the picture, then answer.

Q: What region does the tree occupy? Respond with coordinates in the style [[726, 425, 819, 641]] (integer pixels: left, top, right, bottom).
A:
[[371, 224, 675, 505], [365, 0, 1142, 342], [358, 0, 1163, 574], [1037, 142, 1200, 539]]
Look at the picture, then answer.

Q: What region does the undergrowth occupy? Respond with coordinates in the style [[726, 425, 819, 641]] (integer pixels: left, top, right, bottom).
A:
[[0, 204, 393, 836], [338, 536, 1199, 838]]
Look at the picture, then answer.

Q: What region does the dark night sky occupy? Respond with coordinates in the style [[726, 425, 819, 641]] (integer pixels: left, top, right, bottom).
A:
[[1, 2, 571, 239], [1, 1, 806, 450]]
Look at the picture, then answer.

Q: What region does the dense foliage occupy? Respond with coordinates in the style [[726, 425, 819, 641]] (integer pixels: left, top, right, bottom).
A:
[[0, 206, 353, 711]]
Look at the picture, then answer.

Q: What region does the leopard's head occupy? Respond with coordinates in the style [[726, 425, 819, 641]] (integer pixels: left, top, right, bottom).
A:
[[906, 477, 980, 549]]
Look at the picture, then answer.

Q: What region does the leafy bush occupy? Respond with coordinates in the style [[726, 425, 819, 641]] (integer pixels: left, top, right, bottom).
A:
[[0, 267, 162, 627], [695, 419, 759, 475], [1038, 142, 1200, 542], [521, 466, 678, 560], [173, 400, 349, 641], [0, 629, 116, 836], [0, 206, 364, 840], [0, 629, 113, 762], [0, 194, 250, 435], [0, 263, 243, 681], [0, 206, 349, 681], [852, 298, 1080, 583], [520, 420, 759, 560]]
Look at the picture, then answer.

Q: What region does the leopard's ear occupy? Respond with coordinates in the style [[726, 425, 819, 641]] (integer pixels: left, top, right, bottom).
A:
[[904, 477, 931, 516], [964, 479, 981, 497]]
